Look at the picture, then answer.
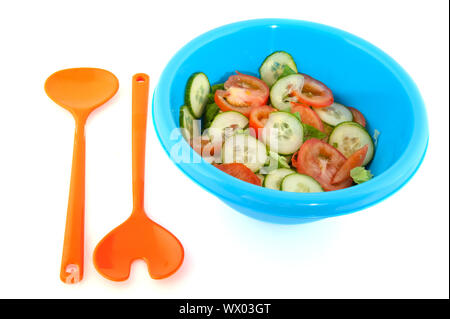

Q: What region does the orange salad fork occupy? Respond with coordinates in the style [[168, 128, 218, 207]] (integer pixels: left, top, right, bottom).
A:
[[93, 74, 184, 281]]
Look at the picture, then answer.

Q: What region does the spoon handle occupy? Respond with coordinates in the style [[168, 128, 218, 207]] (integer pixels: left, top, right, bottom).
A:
[[131, 74, 150, 213], [60, 117, 86, 284]]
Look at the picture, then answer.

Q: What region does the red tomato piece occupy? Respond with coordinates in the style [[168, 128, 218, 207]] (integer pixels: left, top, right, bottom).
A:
[[291, 74, 333, 108], [291, 150, 299, 169], [290, 102, 324, 132], [190, 137, 221, 158], [249, 105, 275, 138], [348, 107, 366, 127], [331, 144, 368, 184], [213, 163, 262, 186], [295, 138, 352, 191], [215, 90, 252, 116], [216, 72, 270, 112]]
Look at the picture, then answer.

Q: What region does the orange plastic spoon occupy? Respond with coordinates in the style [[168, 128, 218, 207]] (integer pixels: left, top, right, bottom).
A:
[[93, 74, 184, 281], [45, 68, 119, 284]]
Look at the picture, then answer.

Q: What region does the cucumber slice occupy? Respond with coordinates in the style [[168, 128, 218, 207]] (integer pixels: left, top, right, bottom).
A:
[[222, 133, 268, 172], [270, 74, 304, 111], [328, 121, 375, 166], [313, 102, 353, 126], [261, 111, 304, 155], [208, 111, 248, 142], [185, 72, 210, 118], [202, 103, 220, 131], [263, 168, 296, 190], [281, 173, 324, 193], [259, 51, 298, 87], [179, 106, 200, 141]]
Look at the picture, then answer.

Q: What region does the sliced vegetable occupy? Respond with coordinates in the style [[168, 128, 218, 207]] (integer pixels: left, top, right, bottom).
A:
[[215, 89, 252, 116], [263, 168, 296, 190], [291, 150, 299, 169], [291, 74, 333, 108], [190, 136, 222, 163], [281, 173, 324, 193], [222, 133, 268, 172], [290, 102, 324, 132], [179, 106, 200, 142], [249, 105, 275, 138], [331, 144, 368, 184], [261, 111, 304, 155], [217, 73, 269, 112], [348, 106, 366, 127], [208, 111, 248, 142], [350, 166, 374, 184], [185, 72, 210, 118], [270, 74, 305, 111], [295, 138, 352, 191], [202, 103, 221, 131], [328, 122, 374, 166], [213, 163, 261, 186], [259, 51, 298, 87], [314, 102, 353, 127]]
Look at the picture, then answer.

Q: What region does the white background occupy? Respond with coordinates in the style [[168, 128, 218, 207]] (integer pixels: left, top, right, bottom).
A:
[[0, 0, 448, 299]]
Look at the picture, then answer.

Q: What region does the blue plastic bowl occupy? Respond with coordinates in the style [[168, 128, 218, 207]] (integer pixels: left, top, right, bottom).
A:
[[153, 19, 428, 224]]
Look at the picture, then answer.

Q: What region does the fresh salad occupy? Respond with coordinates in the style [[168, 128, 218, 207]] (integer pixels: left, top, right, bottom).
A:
[[179, 51, 375, 192]]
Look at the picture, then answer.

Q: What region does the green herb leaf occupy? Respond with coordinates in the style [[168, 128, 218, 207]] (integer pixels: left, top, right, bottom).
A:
[[207, 83, 225, 103], [202, 103, 220, 131], [279, 65, 297, 79], [260, 151, 290, 174], [350, 166, 374, 184], [302, 123, 327, 141]]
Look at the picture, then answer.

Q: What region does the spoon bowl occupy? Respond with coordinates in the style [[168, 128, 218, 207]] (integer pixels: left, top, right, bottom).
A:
[[45, 68, 119, 115]]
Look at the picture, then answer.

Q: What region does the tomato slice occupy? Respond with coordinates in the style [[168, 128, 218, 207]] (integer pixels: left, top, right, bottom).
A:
[[190, 137, 221, 158], [213, 163, 262, 186], [215, 90, 252, 116], [249, 105, 275, 137], [291, 74, 333, 108], [291, 150, 299, 169], [290, 102, 324, 132], [331, 144, 368, 184], [214, 73, 269, 116], [348, 107, 366, 127], [295, 138, 352, 191], [224, 73, 269, 107]]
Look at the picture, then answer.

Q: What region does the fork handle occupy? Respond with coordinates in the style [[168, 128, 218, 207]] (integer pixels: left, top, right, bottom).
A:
[[131, 74, 150, 213], [60, 116, 86, 284]]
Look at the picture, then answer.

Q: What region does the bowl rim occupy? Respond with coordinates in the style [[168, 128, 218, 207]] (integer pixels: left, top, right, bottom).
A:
[[152, 18, 429, 219]]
